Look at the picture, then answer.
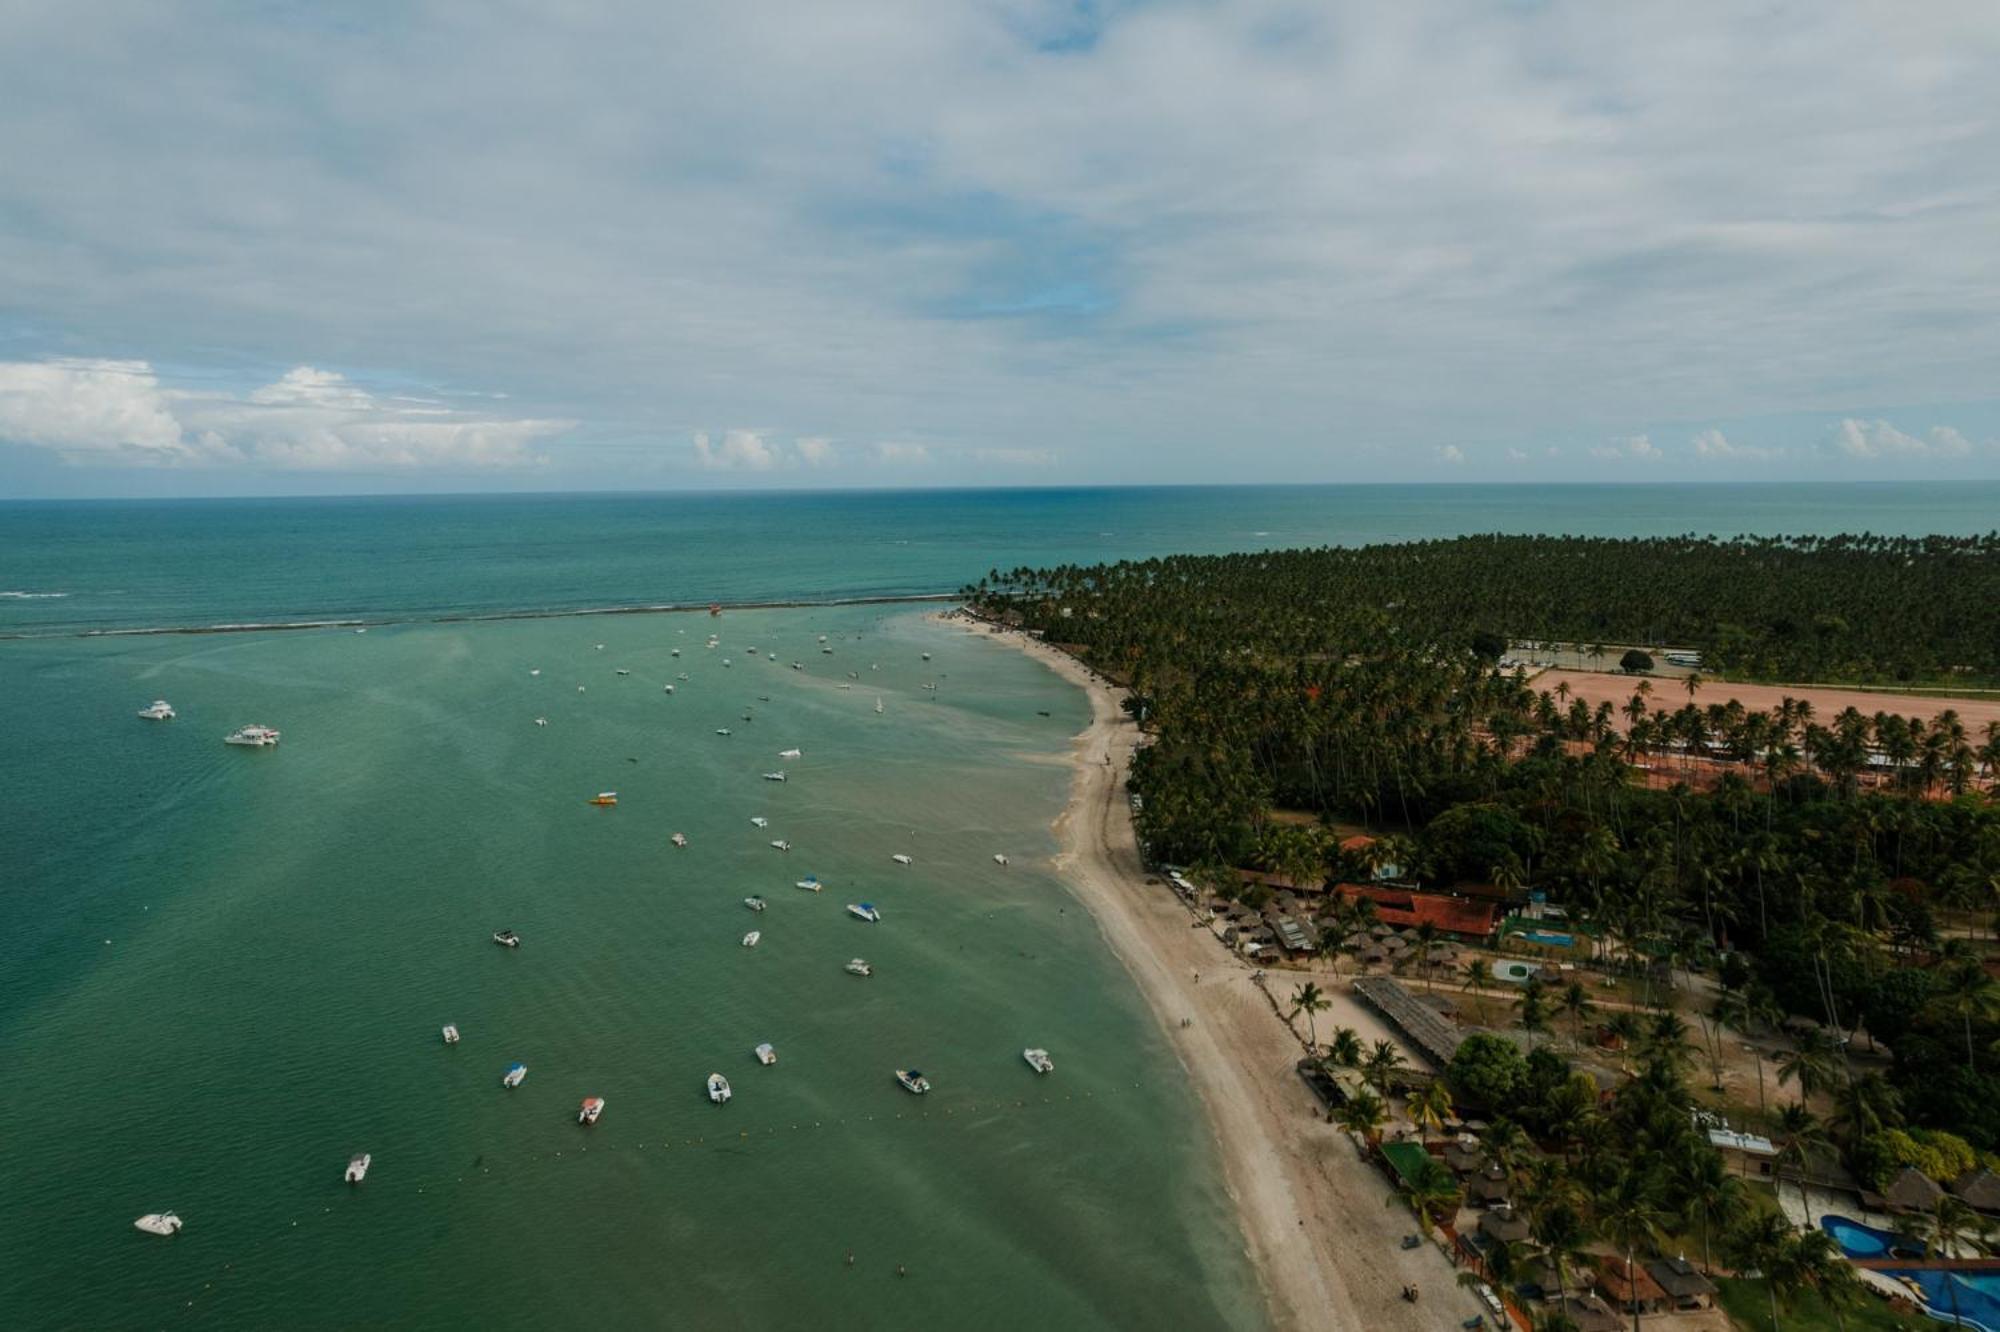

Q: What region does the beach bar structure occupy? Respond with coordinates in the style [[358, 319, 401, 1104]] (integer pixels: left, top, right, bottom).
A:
[[1351, 976, 1466, 1068]]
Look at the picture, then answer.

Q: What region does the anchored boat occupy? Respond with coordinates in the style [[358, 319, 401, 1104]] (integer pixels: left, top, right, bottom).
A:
[[134, 1212, 182, 1236], [578, 1097, 605, 1125], [707, 1073, 732, 1104]]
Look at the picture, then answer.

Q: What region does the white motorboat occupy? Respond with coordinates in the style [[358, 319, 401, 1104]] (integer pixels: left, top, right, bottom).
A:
[[770, 840, 791, 852], [791, 662, 803, 670], [891, 854, 913, 866], [595, 644, 605, 651], [847, 902, 881, 922], [795, 876, 822, 892], [534, 716, 548, 726], [707, 1073, 732, 1104], [778, 748, 802, 759], [223, 724, 280, 747], [678, 671, 690, 680], [742, 930, 761, 947], [716, 728, 732, 736], [671, 649, 680, 657], [993, 854, 1009, 866], [503, 1062, 527, 1088], [134, 1212, 183, 1236], [137, 700, 175, 720], [874, 697, 884, 715], [744, 896, 767, 911], [1023, 1048, 1054, 1074], [442, 1024, 460, 1044], [762, 771, 786, 782], [492, 928, 521, 948], [768, 652, 777, 660], [615, 668, 630, 676], [671, 832, 688, 848], [577, 685, 586, 692], [754, 1042, 777, 1065], [723, 658, 732, 667], [846, 958, 872, 976], [920, 652, 931, 661], [818, 635, 827, 643], [345, 1153, 371, 1184], [896, 1069, 931, 1094], [750, 816, 769, 828], [663, 684, 674, 693], [530, 668, 541, 676], [579, 1097, 605, 1124]]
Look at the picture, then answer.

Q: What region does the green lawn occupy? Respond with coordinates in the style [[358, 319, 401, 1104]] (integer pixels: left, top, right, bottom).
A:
[[1715, 1276, 1929, 1331]]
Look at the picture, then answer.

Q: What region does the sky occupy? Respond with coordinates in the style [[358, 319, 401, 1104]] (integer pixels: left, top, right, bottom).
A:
[[1, 0, 1998, 497]]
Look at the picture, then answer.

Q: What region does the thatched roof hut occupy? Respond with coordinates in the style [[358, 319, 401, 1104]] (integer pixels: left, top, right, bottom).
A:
[[1883, 1165, 1944, 1213]]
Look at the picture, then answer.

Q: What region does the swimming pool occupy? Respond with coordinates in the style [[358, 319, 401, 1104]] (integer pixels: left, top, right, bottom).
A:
[[1822, 1214, 1922, 1260], [1516, 928, 1575, 948], [1879, 1268, 2000, 1332]]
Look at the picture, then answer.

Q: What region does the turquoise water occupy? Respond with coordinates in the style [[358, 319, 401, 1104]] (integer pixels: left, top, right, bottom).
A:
[[1881, 1268, 2000, 1331], [1821, 1214, 1907, 1258], [0, 606, 1261, 1329], [4, 482, 1995, 635]]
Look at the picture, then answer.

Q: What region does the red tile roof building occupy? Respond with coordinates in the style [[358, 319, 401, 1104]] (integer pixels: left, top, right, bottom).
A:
[[1335, 883, 1498, 938]]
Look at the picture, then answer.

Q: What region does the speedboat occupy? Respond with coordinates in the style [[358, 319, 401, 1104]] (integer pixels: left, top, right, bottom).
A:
[[795, 876, 822, 892], [678, 672, 690, 681], [874, 697, 884, 714], [896, 1069, 930, 1095], [595, 644, 605, 651], [615, 669, 630, 676], [744, 895, 767, 912], [1023, 1048, 1054, 1074], [707, 1073, 732, 1104], [778, 748, 801, 759], [770, 840, 791, 852], [503, 1062, 527, 1088], [577, 685, 586, 692], [670, 832, 688, 848], [993, 854, 1009, 866], [837, 683, 851, 690], [891, 854, 913, 866], [818, 635, 828, 643], [137, 700, 175, 720], [846, 958, 872, 976], [750, 816, 768, 828], [723, 659, 732, 667], [754, 1042, 777, 1065], [671, 649, 680, 657], [715, 728, 732, 736], [791, 662, 803, 670], [663, 684, 674, 693], [742, 930, 761, 947], [590, 791, 618, 806], [920, 652, 931, 661], [578, 1097, 604, 1124], [847, 902, 881, 922], [223, 724, 280, 747], [534, 716, 548, 726], [493, 929, 521, 948], [768, 653, 777, 661], [441, 1024, 460, 1045], [530, 668, 541, 676], [134, 1212, 182, 1236], [762, 771, 786, 782], [346, 1153, 371, 1183]]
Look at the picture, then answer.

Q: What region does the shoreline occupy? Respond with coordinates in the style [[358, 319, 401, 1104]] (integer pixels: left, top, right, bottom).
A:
[[948, 610, 1474, 1331]]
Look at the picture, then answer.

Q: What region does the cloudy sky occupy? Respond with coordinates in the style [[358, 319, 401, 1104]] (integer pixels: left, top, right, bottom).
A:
[[2, 1, 1997, 496]]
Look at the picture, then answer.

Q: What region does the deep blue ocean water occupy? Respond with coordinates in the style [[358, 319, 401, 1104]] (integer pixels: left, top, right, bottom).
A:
[[4, 482, 1993, 635]]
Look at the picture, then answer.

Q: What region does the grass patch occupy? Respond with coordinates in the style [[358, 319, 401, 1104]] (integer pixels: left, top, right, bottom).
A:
[[1715, 1276, 1928, 1331]]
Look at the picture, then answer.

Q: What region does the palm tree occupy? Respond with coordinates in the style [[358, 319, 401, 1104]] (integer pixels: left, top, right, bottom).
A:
[[1673, 1141, 1746, 1275], [1931, 959, 2000, 1073], [1774, 1101, 1830, 1221], [1921, 1192, 1978, 1261], [1596, 1167, 1666, 1332], [1324, 1026, 1364, 1069], [1558, 980, 1596, 1051], [1363, 1039, 1406, 1097], [1288, 981, 1330, 1053], [1386, 1154, 1460, 1237], [1410, 1080, 1454, 1136], [1775, 1030, 1839, 1101], [1334, 1086, 1388, 1144], [1517, 978, 1553, 1051]]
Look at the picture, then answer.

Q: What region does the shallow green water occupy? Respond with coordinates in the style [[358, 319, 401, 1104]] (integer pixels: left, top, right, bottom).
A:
[[0, 607, 1264, 1329]]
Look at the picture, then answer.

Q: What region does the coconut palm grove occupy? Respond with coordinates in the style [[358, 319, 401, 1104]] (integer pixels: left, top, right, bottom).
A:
[[971, 532, 2000, 1331]]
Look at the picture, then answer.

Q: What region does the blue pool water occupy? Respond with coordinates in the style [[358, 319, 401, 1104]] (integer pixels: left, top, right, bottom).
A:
[[1822, 1214, 1910, 1258], [1881, 1268, 2000, 1331], [1517, 929, 1575, 948]]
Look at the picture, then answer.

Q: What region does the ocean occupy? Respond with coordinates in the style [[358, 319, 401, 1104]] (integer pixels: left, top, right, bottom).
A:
[[2, 482, 1991, 1328]]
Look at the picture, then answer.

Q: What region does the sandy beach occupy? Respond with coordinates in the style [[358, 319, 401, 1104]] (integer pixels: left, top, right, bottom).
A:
[[952, 613, 1478, 1332]]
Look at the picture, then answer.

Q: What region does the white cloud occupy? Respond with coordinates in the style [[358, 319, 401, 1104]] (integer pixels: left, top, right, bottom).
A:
[[970, 446, 1055, 466], [872, 442, 931, 465], [692, 428, 779, 471], [1436, 445, 1466, 465], [0, 359, 564, 469], [794, 435, 837, 467], [1591, 435, 1661, 462], [1690, 427, 1782, 461], [1829, 418, 1974, 459]]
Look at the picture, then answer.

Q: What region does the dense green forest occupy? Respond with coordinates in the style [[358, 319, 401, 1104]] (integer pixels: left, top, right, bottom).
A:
[[969, 532, 2000, 685], [968, 535, 2000, 1165]]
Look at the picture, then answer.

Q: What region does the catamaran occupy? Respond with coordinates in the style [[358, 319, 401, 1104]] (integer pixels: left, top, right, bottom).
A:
[[345, 1153, 371, 1183], [223, 724, 280, 747], [503, 1062, 528, 1088], [1023, 1048, 1054, 1074], [134, 1212, 183, 1236], [707, 1073, 732, 1104], [847, 902, 881, 922], [578, 1097, 605, 1124], [137, 700, 175, 720]]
